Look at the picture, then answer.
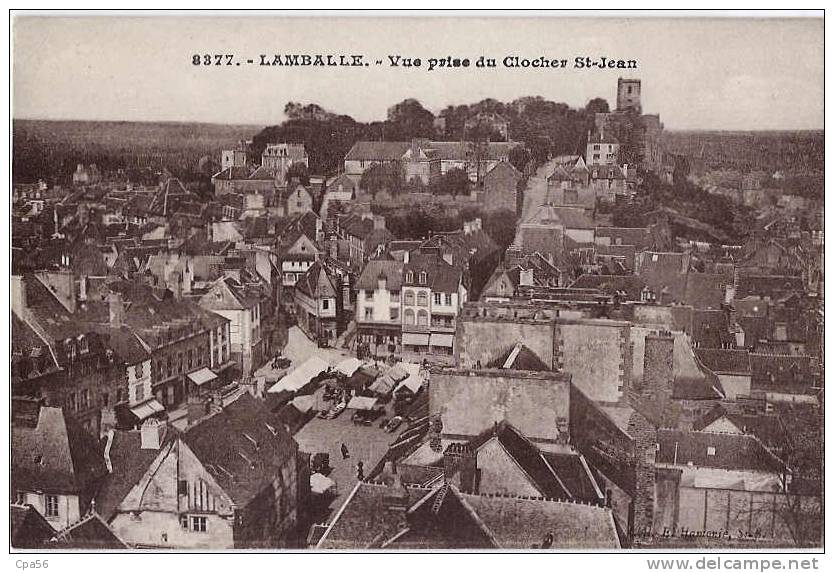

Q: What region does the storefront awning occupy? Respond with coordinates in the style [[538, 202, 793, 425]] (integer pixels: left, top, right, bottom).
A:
[[402, 332, 429, 346], [129, 399, 165, 421], [187, 367, 218, 386], [431, 333, 455, 348], [347, 396, 378, 410]]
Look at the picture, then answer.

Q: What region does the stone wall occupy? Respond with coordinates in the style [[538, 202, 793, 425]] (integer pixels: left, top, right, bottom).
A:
[[431, 369, 570, 444], [455, 316, 553, 369], [556, 319, 631, 403]]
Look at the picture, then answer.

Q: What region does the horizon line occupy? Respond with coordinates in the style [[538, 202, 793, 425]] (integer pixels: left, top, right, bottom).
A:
[[12, 116, 825, 134]]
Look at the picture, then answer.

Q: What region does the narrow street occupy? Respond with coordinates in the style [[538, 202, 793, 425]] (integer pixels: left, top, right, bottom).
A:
[[520, 158, 557, 220]]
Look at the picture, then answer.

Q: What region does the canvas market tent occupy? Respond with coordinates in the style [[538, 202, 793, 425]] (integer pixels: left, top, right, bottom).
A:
[[267, 356, 329, 395]]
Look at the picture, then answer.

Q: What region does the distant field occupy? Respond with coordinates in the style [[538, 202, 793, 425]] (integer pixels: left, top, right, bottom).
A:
[[12, 119, 263, 183], [663, 130, 824, 174]]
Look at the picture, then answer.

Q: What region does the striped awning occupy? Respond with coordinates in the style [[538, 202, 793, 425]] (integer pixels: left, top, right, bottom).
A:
[[187, 367, 218, 386], [402, 332, 429, 346], [431, 333, 455, 348], [129, 399, 165, 421]]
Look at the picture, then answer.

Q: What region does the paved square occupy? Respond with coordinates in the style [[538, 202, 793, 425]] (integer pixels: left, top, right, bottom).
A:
[[294, 412, 397, 523]]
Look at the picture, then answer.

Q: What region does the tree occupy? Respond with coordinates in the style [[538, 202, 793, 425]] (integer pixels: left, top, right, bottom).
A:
[[585, 97, 610, 115], [386, 99, 436, 139], [432, 167, 470, 197], [508, 146, 532, 173], [359, 162, 405, 197], [286, 162, 310, 185]]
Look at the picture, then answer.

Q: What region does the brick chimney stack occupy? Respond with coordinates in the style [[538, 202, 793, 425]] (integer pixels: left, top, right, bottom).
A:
[[642, 331, 674, 406]]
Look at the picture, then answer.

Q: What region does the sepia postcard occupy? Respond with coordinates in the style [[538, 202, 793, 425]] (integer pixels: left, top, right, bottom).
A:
[[7, 10, 825, 559]]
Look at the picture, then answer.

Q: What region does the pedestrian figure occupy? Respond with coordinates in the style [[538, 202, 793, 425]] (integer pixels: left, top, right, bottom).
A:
[[341, 443, 350, 460], [356, 461, 364, 481]]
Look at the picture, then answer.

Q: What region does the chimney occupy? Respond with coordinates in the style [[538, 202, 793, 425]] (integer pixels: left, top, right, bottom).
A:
[[140, 418, 166, 450], [78, 275, 90, 302], [724, 283, 735, 305], [519, 268, 534, 287], [626, 409, 659, 538], [341, 274, 351, 311], [377, 271, 387, 292], [428, 415, 443, 452], [403, 250, 410, 264], [182, 259, 193, 295], [100, 407, 117, 439], [171, 272, 183, 301], [108, 292, 125, 328], [11, 275, 26, 318], [443, 442, 478, 494], [642, 331, 674, 407], [382, 462, 410, 529], [373, 215, 386, 231]]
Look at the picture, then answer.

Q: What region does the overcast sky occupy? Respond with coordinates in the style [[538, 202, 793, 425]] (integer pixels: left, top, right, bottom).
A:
[[13, 15, 823, 130]]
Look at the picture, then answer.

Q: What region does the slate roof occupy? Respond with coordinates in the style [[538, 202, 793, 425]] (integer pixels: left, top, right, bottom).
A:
[[317, 481, 619, 549], [749, 353, 818, 392], [588, 165, 625, 180], [588, 131, 619, 144], [355, 259, 404, 291], [94, 428, 178, 521], [736, 274, 806, 299], [212, 165, 253, 181], [569, 274, 646, 301], [693, 405, 790, 454], [10, 504, 57, 549], [683, 272, 727, 310], [485, 343, 550, 371], [11, 314, 61, 379], [595, 227, 654, 250], [12, 405, 107, 495], [636, 251, 690, 303], [295, 261, 338, 300], [345, 141, 411, 162], [49, 511, 128, 549], [656, 429, 787, 474], [524, 204, 595, 229], [181, 393, 298, 507], [452, 423, 566, 500], [690, 309, 735, 349], [403, 253, 462, 294], [694, 348, 751, 375]]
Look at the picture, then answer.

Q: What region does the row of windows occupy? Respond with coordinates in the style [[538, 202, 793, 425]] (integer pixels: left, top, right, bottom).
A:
[[364, 289, 453, 307], [14, 492, 60, 518], [404, 271, 427, 284]]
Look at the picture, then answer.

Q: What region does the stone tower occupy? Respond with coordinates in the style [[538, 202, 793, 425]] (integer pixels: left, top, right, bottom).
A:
[[617, 78, 642, 113]]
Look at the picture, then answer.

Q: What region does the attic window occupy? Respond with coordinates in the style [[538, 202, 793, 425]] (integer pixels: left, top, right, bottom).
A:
[[405, 271, 414, 283], [652, 254, 659, 262], [707, 447, 716, 456], [419, 272, 427, 285]]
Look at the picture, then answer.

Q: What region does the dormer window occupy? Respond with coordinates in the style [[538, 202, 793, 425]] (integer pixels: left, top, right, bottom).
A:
[[707, 447, 716, 456], [77, 334, 89, 354], [419, 272, 427, 285], [405, 271, 414, 283]]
